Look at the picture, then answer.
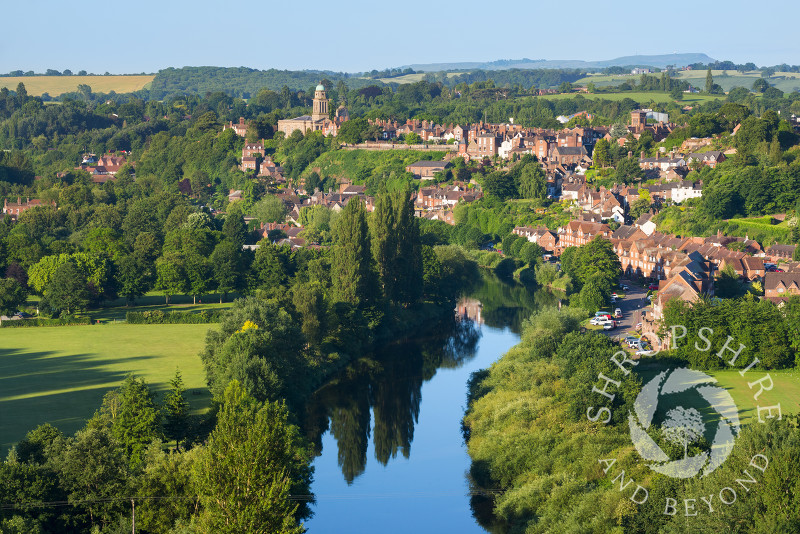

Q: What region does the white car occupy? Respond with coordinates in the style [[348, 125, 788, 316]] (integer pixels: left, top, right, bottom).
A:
[[636, 349, 654, 357], [590, 317, 606, 326], [621, 285, 629, 291]]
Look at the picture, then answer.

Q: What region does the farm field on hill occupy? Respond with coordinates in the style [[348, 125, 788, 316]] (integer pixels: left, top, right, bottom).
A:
[[536, 91, 723, 104], [0, 75, 154, 96], [0, 323, 213, 452]]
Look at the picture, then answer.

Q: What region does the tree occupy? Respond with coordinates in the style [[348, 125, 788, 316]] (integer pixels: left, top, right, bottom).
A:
[[251, 196, 287, 224], [0, 278, 27, 315], [482, 171, 517, 200], [405, 132, 422, 145], [222, 210, 247, 249], [331, 198, 376, 307], [155, 253, 188, 305], [117, 254, 153, 305], [752, 78, 769, 93], [392, 187, 423, 305], [43, 261, 89, 315], [211, 241, 243, 302], [670, 86, 683, 100], [614, 156, 645, 184], [185, 254, 213, 304], [102, 375, 162, 467], [370, 189, 397, 302], [629, 197, 652, 220], [163, 370, 190, 448], [48, 427, 130, 529], [516, 163, 546, 199], [519, 241, 544, 266], [192, 382, 313, 534], [592, 139, 610, 167], [705, 68, 713, 93], [794, 246, 800, 261]]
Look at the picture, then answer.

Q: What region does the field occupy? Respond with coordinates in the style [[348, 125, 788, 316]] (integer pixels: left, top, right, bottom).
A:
[[578, 70, 800, 93], [0, 323, 214, 452], [635, 364, 800, 429], [536, 91, 724, 105], [0, 75, 155, 96]]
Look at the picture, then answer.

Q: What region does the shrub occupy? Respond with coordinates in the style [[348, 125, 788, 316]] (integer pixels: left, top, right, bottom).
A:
[[125, 309, 228, 324]]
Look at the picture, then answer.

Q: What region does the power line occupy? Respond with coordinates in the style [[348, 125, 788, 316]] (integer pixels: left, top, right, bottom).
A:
[[0, 489, 505, 510]]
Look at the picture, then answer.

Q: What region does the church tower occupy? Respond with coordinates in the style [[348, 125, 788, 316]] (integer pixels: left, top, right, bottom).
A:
[[312, 83, 329, 122]]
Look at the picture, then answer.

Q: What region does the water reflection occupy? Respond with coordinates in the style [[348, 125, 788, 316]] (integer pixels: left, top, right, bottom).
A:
[[304, 314, 481, 483], [304, 273, 564, 484]]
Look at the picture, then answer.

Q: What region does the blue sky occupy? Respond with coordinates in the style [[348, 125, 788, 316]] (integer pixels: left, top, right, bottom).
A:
[[2, 0, 797, 74]]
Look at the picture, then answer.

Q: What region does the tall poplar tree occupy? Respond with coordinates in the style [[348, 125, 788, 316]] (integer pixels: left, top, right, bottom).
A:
[[392, 187, 423, 306], [371, 189, 397, 302], [332, 197, 375, 307], [705, 68, 714, 93]]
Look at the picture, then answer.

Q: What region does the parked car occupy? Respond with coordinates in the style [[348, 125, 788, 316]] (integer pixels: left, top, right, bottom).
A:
[[636, 349, 654, 357], [595, 311, 611, 317], [620, 285, 629, 291], [635, 322, 643, 330], [590, 317, 605, 326], [614, 308, 622, 318], [624, 336, 639, 344], [648, 284, 659, 291], [603, 321, 616, 330]]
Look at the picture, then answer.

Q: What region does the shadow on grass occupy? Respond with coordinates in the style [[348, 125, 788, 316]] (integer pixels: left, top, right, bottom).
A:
[[0, 347, 162, 453]]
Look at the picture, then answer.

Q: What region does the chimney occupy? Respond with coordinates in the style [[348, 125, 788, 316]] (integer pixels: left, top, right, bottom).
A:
[[640, 151, 645, 159]]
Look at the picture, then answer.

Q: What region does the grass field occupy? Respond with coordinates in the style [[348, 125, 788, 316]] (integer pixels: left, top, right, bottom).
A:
[[536, 91, 724, 105], [0, 75, 154, 96], [634, 364, 800, 428], [0, 323, 214, 452]]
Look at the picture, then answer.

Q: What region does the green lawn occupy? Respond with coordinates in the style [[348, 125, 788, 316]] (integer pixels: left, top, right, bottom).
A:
[[0, 323, 215, 452], [633, 364, 800, 428]]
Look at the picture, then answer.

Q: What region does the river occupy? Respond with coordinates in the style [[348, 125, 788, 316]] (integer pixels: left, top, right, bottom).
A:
[[302, 274, 563, 533]]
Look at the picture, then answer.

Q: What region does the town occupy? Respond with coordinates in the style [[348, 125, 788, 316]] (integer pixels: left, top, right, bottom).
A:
[[1, 43, 800, 534]]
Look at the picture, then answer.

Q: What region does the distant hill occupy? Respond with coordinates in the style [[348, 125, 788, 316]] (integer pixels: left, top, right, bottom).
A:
[[404, 53, 717, 72]]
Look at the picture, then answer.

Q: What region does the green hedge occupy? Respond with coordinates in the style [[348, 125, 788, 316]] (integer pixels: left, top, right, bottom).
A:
[[0, 317, 92, 328], [125, 309, 227, 324]]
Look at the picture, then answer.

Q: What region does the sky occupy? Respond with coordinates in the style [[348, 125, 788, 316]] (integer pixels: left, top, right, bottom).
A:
[[2, 0, 798, 74]]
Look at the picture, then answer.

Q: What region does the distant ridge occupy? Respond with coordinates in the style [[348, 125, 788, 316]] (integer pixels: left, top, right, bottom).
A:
[[403, 53, 716, 72]]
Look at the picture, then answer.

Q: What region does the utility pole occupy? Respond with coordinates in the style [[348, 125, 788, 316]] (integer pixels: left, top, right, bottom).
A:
[[131, 499, 135, 533]]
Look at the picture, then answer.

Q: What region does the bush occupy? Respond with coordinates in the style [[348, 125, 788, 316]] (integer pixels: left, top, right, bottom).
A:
[[125, 309, 228, 324], [0, 316, 92, 328]]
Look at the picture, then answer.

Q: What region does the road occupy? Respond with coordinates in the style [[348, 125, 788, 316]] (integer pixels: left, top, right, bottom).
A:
[[603, 278, 649, 340]]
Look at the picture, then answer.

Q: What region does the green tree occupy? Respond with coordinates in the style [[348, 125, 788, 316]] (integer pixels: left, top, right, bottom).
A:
[[614, 156, 645, 184], [405, 132, 422, 145], [0, 278, 27, 315], [117, 253, 153, 305], [192, 382, 313, 534], [332, 198, 376, 307], [705, 68, 713, 93], [392, 186, 423, 305], [222, 211, 248, 249], [99, 375, 162, 467], [43, 261, 89, 315], [752, 77, 769, 93], [155, 253, 188, 305], [370, 189, 397, 301], [516, 163, 546, 199], [592, 139, 610, 167], [48, 427, 130, 529], [629, 197, 652, 220], [211, 241, 243, 302], [251, 196, 287, 224], [163, 370, 190, 448], [185, 253, 213, 304]]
